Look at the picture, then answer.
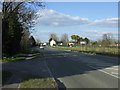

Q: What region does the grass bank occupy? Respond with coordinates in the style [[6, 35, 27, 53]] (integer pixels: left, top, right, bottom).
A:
[[1, 47, 41, 62], [53, 46, 119, 56], [19, 77, 58, 88]]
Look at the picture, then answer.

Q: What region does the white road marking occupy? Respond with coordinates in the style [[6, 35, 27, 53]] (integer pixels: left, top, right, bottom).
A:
[[111, 72, 118, 75], [106, 68, 118, 70], [112, 66, 119, 68], [93, 66, 118, 70], [67, 54, 119, 79], [87, 65, 120, 79]]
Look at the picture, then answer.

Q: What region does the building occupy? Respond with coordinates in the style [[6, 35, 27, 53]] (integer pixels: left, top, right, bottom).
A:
[[43, 42, 47, 46], [57, 41, 63, 46], [80, 41, 87, 45], [50, 40, 56, 47], [68, 42, 74, 47]]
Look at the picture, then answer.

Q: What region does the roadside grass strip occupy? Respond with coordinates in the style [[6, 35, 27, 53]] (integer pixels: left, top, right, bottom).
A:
[[53, 47, 119, 56], [2, 48, 41, 62], [19, 77, 58, 88]]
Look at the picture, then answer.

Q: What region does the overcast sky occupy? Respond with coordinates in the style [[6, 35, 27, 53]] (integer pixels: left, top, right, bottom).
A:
[[31, 2, 118, 42]]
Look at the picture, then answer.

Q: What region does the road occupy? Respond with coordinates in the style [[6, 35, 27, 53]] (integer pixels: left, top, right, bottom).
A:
[[40, 47, 119, 88], [2, 47, 51, 88]]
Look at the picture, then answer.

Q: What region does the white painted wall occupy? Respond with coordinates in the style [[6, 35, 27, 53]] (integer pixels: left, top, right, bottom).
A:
[[50, 40, 56, 47]]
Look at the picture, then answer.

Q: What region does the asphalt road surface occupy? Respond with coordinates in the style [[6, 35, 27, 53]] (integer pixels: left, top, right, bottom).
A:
[[40, 47, 119, 88]]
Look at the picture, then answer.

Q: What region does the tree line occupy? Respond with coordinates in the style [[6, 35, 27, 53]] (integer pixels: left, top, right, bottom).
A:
[[71, 35, 90, 44], [2, 2, 43, 57], [48, 33, 118, 47], [48, 33, 90, 45]]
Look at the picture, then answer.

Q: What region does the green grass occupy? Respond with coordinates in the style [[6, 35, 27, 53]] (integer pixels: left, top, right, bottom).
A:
[[14, 53, 28, 57], [1, 48, 41, 62], [54, 46, 119, 56], [20, 77, 58, 88], [2, 57, 26, 62], [2, 71, 12, 85]]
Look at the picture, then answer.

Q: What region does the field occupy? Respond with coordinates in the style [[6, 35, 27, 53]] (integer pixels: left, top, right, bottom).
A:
[[53, 46, 119, 56]]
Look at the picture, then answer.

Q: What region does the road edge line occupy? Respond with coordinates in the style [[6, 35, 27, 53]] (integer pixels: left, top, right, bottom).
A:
[[87, 65, 120, 79], [44, 58, 59, 89]]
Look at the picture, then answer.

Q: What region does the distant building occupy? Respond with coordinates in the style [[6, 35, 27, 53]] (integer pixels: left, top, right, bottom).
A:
[[50, 40, 56, 47], [68, 42, 74, 47], [80, 41, 87, 45], [43, 42, 47, 46], [68, 43, 74, 45], [59, 43, 63, 45], [57, 41, 63, 46]]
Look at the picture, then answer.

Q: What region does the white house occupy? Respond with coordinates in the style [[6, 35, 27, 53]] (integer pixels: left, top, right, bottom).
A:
[[60, 43, 63, 45], [43, 42, 47, 46], [50, 40, 56, 47]]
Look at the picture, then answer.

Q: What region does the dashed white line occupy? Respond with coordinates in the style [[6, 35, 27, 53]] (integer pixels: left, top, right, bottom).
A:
[[111, 72, 118, 75]]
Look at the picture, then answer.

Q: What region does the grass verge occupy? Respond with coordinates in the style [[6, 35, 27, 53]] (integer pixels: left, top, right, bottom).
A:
[[19, 77, 58, 88], [1, 47, 41, 62], [2, 71, 12, 85], [53, 46, 119, 57]]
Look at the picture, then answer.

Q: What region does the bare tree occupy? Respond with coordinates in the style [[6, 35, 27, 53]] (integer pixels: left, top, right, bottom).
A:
[[36, 39, 41, 43], [61, 33, 69, 45], [49, 33, 58, 42], [20, 29, 30, 50], [102, 33, 114, 47]]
